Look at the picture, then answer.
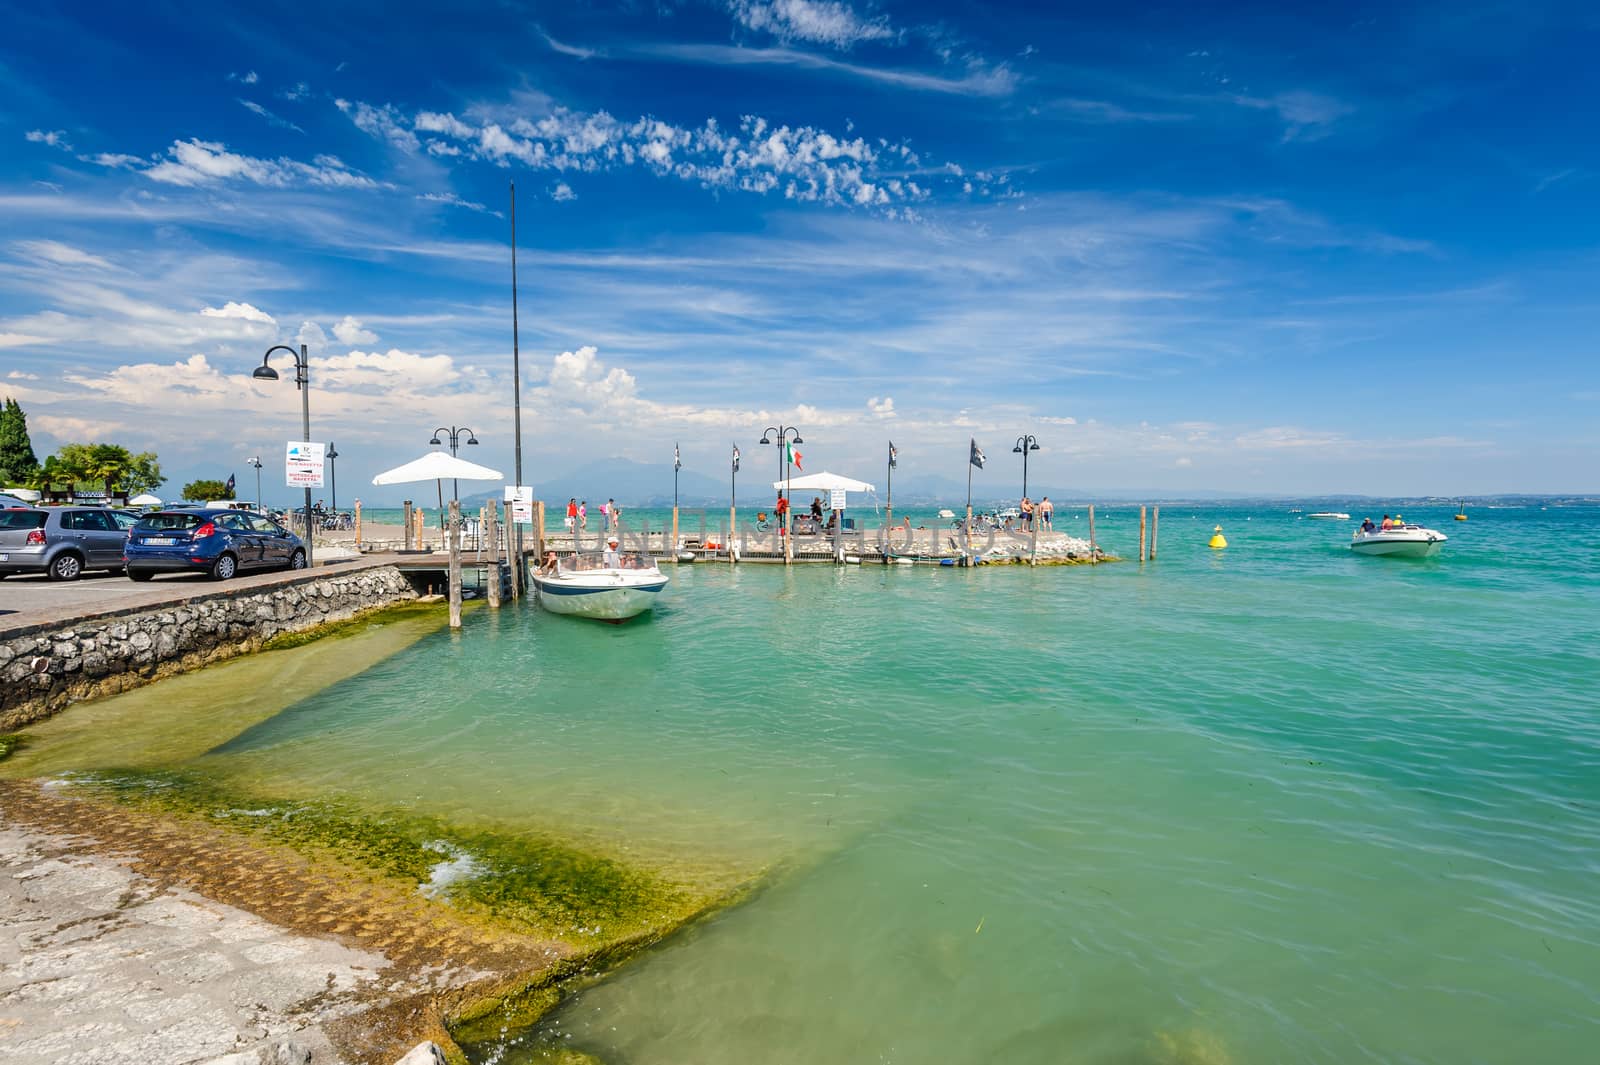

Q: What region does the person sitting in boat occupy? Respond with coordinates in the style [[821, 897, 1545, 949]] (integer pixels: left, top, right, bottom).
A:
[[541, 551, 559, 574], [1360, 517, 1376, 533], [603, 536, 622, 569], [1380, 514, 1393, 530]]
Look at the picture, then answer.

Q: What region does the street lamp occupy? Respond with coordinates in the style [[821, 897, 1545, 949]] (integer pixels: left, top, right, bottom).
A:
[[247, 455, 263, 513], [254, 343, 314, 567], [430, 425, 479, 504], [326, 442, 340, 516], [1012, 434, 1041, 501], [759, 424, 803, 563]]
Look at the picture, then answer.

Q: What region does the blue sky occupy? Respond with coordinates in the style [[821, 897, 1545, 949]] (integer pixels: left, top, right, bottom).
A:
[[2, 0, 1596, 502]]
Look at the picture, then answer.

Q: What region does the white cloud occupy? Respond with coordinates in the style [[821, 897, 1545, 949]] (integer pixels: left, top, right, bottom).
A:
[[297, 320, 329, 349], [0, 333, 49, 348], [82, 152, 146, 169], [200, 301, 276, 325], [229, 70, 259, 85], [239, 98, 306, 133], [868, 396, 895, 417], [416, 191, 492, 212], [14, 240, 115, 270], [25, 129, 72, 151], [316, 348, 462, 391], [728, 1, 897, 50], [8, 370, 41, 379], [1233, 90, 1353, 142], [551, 182, 576, 202], [335, 98, 421, 151], [332, 315, 378, 345], [1175, 456, 1193, 467], [143, 139, 380, 190], [373, 102, 940, 213], [279, 81, 311, 101]]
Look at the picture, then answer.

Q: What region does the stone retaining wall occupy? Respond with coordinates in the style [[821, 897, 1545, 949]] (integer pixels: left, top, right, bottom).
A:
[[0, 566, 417, 731]]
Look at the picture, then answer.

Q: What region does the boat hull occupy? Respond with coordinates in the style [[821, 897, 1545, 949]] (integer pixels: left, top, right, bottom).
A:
[[532, 575, 668, 619], [1350, 531, 1446, 558]]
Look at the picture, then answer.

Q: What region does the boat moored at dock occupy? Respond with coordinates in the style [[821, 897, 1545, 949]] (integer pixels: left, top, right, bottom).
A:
[[531, 550, 669, 620]]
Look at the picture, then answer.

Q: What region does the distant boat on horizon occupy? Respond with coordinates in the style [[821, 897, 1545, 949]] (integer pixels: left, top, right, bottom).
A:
[[1307, 512, 1350, 520]]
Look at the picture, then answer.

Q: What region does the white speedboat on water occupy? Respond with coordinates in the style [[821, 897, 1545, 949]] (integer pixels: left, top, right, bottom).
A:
[[1350, 523, 1447, 558], [531, 550, 669, 620], [1307, 512, 1351, 520]]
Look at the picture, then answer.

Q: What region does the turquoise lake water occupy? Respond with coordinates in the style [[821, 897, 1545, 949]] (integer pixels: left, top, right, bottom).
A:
[[189, 505, 1597, 1062]]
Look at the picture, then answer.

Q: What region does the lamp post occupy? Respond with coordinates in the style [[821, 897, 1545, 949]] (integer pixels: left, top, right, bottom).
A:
[[247, 455, 263, 514], [253, 343, 314, 567], [1012, 434, 1041, 501], [326, 442, 340, 517], [886, 441, 898, 528], [759, 424, 803, 564], [430, 426, 479, 503]]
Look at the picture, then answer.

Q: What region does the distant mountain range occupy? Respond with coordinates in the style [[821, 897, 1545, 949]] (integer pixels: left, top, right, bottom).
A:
[[442, 458, 1597, 509]]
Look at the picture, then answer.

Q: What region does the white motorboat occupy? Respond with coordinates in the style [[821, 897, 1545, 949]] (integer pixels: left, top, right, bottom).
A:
[[530, 551, 669, 620], [1350, 524, 1447, 558], [1307, 512, 1351, 520]]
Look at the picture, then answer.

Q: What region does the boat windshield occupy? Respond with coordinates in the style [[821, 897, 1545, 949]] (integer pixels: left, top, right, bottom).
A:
[[558, 551, 656, 574]]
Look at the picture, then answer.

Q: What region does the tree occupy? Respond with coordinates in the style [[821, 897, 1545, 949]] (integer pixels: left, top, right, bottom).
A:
[[0, 397, 39, 486], [182, 478, 230, 501], [86, 443, 134, 497], [123, 452, 164, 497]]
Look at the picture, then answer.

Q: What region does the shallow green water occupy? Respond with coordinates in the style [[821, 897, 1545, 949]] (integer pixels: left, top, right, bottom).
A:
[[29, 504, 1600, 1062]]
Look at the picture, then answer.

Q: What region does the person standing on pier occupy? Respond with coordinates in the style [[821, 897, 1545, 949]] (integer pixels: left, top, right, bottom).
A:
[[566, 498, 578, 530], [579, 500, 588, 530], [1039, 497, 1054, 530], [608, 499, 621, 531]]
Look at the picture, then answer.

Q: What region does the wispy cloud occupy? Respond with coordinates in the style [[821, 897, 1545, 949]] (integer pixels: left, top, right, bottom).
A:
[[416, 191, 496, 214], [25, 129, 73, 151], [727, 1, 897, 51], [640, 43, 1018, 97], [143, 139, 381, 190], [1231, 90, 1353, 142], [540, 28, 598, 60], [14, 240, 117, 270], [239, 98, 306, 133]]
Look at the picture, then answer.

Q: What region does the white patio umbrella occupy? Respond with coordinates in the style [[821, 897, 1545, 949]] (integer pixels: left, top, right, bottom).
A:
[[373, 451, 505, 520], [129, 493, 163, 506], [371, 452, 505, 486], [769, 471, 875, 493]]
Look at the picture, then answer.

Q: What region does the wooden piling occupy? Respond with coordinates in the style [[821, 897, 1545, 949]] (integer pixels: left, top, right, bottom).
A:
[[671, 506, 680, 561], [447, 500, 462, 629], [485, 501, 502, 609], [1088, 504, 1097, 565], [1151, 506, 1159, 561], [729, 506, 737, 564], [353, 499, 362, 548], [1140, 506, 1147, 563], [533, 500, 546, 579], [402, 501, 413, 551], [1030, 516, 1039, 566]]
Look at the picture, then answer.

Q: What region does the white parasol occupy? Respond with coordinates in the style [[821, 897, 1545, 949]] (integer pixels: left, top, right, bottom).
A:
[[371, 452, 504, 485]]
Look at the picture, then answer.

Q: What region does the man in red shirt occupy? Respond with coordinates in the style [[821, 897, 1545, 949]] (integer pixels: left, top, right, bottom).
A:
[[775, 493, 789, 536]]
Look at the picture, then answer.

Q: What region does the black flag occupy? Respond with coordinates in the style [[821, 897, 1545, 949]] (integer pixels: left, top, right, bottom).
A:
[[888, 441, 898, 469], [969, 439, 986, 469], [731, 445, 740, 473], [225, 472, 236, 494]]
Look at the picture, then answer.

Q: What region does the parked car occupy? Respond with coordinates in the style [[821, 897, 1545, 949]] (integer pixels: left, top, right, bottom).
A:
[[0, 506, 132, 580], [0, 492, 34, 509], [124, 508, 306, 581]]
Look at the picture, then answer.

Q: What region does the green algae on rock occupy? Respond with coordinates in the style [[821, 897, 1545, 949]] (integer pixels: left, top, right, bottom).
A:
[[0, 733, 23, 761], [259, 598, 457, 652], [72, 768, 735, 948]]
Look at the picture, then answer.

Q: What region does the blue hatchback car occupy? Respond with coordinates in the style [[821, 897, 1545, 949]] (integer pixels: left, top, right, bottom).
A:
[[124, 508, 306, 581]]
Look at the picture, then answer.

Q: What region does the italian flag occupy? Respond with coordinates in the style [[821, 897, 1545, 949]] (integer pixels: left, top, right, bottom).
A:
[[785, 440, 803, 471]]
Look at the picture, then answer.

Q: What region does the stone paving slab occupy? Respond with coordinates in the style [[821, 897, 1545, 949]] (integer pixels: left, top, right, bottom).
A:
[[0, 821, 380, 1065]]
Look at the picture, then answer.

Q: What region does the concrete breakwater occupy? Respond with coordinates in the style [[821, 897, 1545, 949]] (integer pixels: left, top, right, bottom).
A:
[[0, 563, 417, 730]]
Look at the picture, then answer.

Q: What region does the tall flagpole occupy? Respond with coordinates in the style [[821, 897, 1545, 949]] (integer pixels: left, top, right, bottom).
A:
[[510, 181, 524, 597]]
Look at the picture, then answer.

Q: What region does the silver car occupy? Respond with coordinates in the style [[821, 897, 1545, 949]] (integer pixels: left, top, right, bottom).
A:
[[0, 506, 132, 581]]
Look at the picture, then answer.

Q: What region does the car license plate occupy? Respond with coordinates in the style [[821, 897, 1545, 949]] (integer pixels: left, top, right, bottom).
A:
[[144, 537, 176, 546]]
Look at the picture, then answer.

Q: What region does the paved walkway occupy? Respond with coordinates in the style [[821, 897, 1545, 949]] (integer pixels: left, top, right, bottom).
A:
[[0, 556, 400, 638]]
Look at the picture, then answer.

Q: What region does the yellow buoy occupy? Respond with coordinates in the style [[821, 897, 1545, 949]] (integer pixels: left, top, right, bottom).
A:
[[1208, 525, 1227, 549]]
